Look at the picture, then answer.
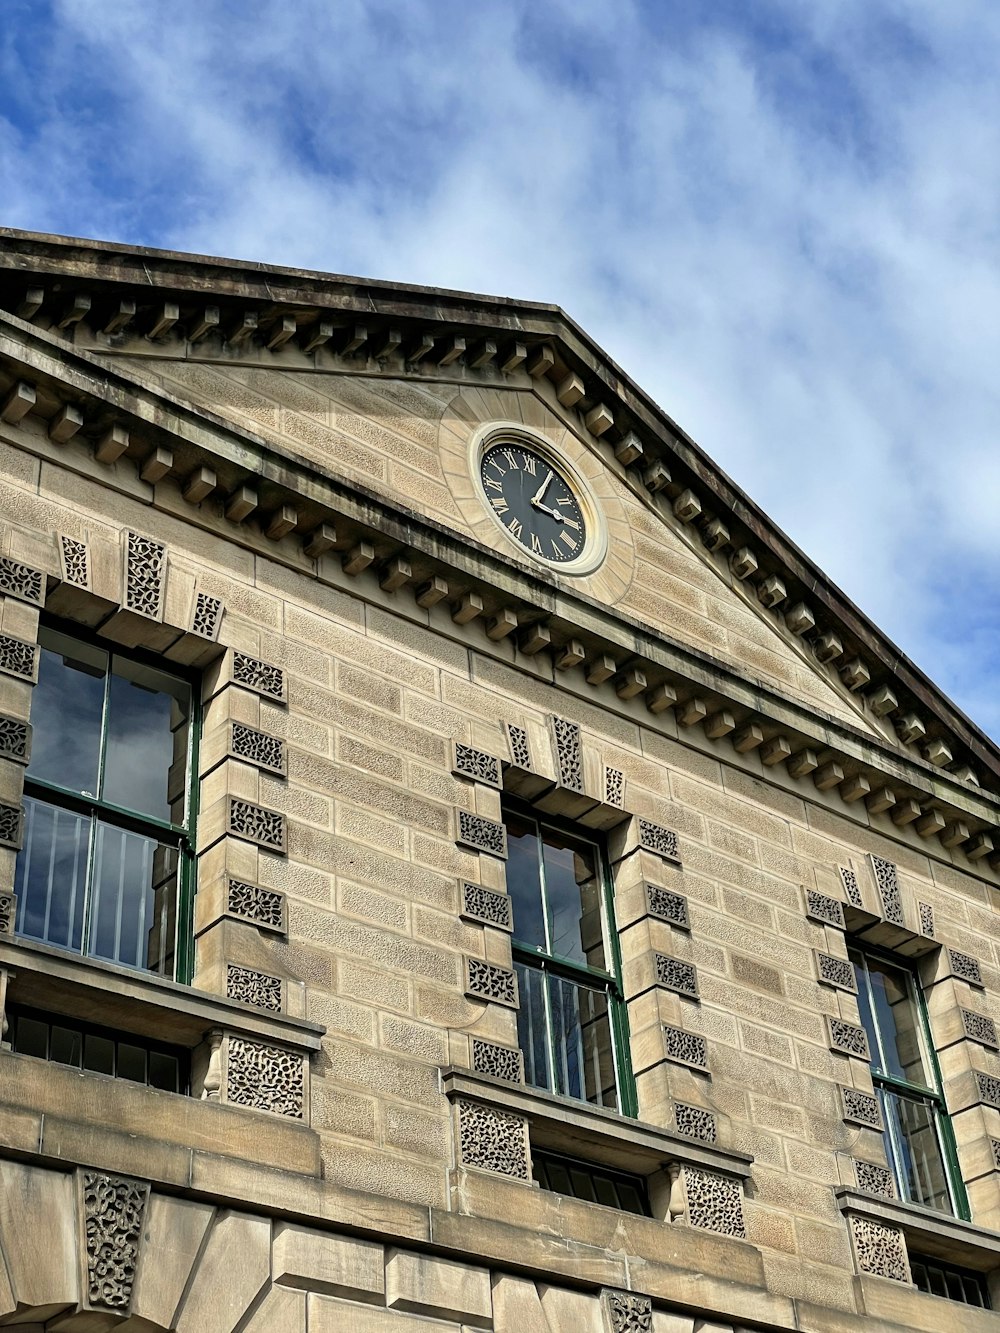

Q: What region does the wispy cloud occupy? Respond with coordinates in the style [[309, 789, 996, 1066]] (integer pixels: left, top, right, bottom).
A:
[[2, 0, 999, 736]]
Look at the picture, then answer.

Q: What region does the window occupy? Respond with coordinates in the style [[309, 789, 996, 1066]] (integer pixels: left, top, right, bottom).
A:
[[850, 946, 967, 1218], [532, 1149, 650, 1215], [503, 801, 635, 1114], [14, 623, 196, 981], [7, 1004, 189, 1093], [910, 1254, 991, 1308]]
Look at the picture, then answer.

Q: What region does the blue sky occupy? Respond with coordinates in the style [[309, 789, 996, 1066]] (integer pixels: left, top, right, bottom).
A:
[[2, 0, 999, 740]]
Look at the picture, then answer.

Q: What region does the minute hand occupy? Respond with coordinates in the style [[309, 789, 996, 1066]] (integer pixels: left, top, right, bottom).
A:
[[530, 470, 554, 508]]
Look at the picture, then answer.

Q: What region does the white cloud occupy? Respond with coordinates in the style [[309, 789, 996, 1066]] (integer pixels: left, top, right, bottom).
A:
[[3, 0, 999, 735]]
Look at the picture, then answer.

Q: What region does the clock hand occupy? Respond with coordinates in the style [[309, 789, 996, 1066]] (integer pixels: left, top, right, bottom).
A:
[[534, 501, 567, 522], [530, 470, 554, 508]]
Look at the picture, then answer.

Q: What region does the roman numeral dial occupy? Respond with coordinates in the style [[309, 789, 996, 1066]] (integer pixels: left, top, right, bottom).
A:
[[480, 442, 588, 566]]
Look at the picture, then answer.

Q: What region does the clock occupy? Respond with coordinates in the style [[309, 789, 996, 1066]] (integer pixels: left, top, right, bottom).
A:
[[472, 426, 607, 575]]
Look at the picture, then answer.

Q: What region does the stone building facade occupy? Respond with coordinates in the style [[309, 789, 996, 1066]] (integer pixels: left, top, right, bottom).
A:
[[0, 229, 998, 1330]]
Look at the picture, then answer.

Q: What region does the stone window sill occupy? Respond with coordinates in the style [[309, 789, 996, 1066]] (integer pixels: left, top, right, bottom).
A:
[[441, 1067, 752, 1180], [0, 936, 324, 1054], [837, 1187, 1000, 1272]]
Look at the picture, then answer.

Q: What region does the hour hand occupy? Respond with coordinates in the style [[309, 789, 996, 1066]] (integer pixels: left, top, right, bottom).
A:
[[530, 470, 554, 508]]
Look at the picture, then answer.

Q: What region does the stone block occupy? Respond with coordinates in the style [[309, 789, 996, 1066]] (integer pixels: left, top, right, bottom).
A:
[[385, 1247, 492, 1326], [0, 1159, 78, 1316], [175, 1211, 270, 1333], [131, 1194, 215, 1329], [273, 1223, 384, 1302]]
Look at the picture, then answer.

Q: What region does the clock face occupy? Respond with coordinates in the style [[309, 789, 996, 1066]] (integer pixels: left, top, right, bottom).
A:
[[480, 442, 588, 565]]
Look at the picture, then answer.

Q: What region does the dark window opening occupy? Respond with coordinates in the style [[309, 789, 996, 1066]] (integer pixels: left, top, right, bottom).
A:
[[532, 1149, 650, 1216], [909, 1254, 991, 1308], [7, 1005, 190, 1094]]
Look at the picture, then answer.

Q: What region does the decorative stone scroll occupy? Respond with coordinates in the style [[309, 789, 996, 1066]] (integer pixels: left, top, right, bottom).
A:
[[226, 963, 282, 1012], [839, 866, 863, 909], [655, 953, 699, 999], [81, 1171, 149, 1311], [868, 855, 904, 927], [457, 1098, 529, 1179], [855, 1160, 895, 1198], [947, 948, 984, 987], [645, 883, 689, 930], [123, 531, 166, 620], [674, 1102, 717, 1144], [456, 810, 507, 859], [471, 1038, 523, 1083], [805, 890, 846, 929], [0, 714, 30, 763], [816, 951, 857, 992], [0, 633, 38, 681], [0, 890, 15, 935], [550, 715, 584, 793], [601, 1289, 652, 1333], [918, 902, 935, 938], [460, 882, 514, 931], [961, 1008, 999, 1049], [505, 723, 531, 769], [841, 1086, 883, 1129], [452, 742, 501, 788], [465, 958, 518, 1008], [59, 535, 90, 588], [849, 1215, 910, 1283], [226, 877, 285, 932], [227, 798, 286, 853], [190, 589, 224, 641], [0, 803, 23, 850], [829, 1017, 871, 1060], [662, 1024, 709, 1073], [0, 555, 44, 605], [682, 1166, 747, 1239], [638, 818, 680, 863], [603, 766, 625, 809], [977, 1073, 1000, 1110], [232, 651, 286, 703], [226, 1036, 304, 1117], [230, 722, 286, 775]]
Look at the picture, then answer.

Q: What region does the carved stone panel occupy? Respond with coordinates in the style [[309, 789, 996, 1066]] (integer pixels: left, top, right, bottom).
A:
[[0, 803, 23, 850], [854, 1160, 895, 1197], [662, 1024, 709, 1073], [805, 890, 846, 929], [466, 958, 518, 1008], [645, 883, 689, 930], [505, 723, 531, 769], [59, 535, 90, 588], [471, 1039, 523, 1083], [80, 1171, 150, 1311], [868, 854, 904, 927], [461, 882, 514, 932], [674, 1102, 717, 1144], [918, 902, 935, 938], [600, 1289, 652, 1333], [637, 818, 680, 863], [654, 953, 698, 999], [839, 865, 863, 909], [841, 1086, 883, 1129], [452, 742, 502, 788], [550, 715, 584, 793], [816, 951, 857, 992], [0, 714, 30, 764], [849, 1215, 910, 1283], [948, 948, 984, 987], [456, 1098, 529, 1179], [991, 1138, 1000, 1170], [230, 722, 287, 775], [227, 798, 286, 853], [226, 877, 286, 932], [828, 1017, 871, 1060], [232, 650, 287, 703], [0, 890, 15, 936], [0, 633, 38, 682], [961, 1008, 999, 1049], [682, 1166, 747, 1239], [190, 589, 224, 641], [977, 1073, 1000, 1109], [603, 766, 625, 809], [0, 555, 44, 605], [123, 531, 166, 621], [225, 1037, 304, 1117], [456, 810, 507, 858], [226, 963, 282, 1012]]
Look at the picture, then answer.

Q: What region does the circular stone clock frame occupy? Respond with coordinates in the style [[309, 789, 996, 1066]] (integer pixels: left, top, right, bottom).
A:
[[470, 422, 609, 577]]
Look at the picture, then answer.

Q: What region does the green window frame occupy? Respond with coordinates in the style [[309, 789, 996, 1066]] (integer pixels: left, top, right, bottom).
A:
[[850, 944, 968, 1219], [502, 799, 636, 1116], [14, 619, 199, 983]]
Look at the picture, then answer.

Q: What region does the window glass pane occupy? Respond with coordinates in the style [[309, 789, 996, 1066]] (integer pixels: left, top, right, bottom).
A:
[[505, 812, 546, 950], [549, 972, 617, 1110], [50, 1024, 83, 1068], [542, 830, 605, 970], [12, 1014, 49, 1059], [888, 1090, 952, 1212], [83, 1032, 115, 1076], [867, 957, 930, 1086], [117, 1042, 147, 1084], [28, 630, 107, 796], [103, 657, 191, 823], [87, 824, 178, 975], [14, 797, 90, 952], [515, 960, 552, 1093], [148, 1051, 182, 1093]]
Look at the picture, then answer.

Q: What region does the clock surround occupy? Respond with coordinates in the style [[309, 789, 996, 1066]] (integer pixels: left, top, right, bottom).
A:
[[470, 423, 608, 576]]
